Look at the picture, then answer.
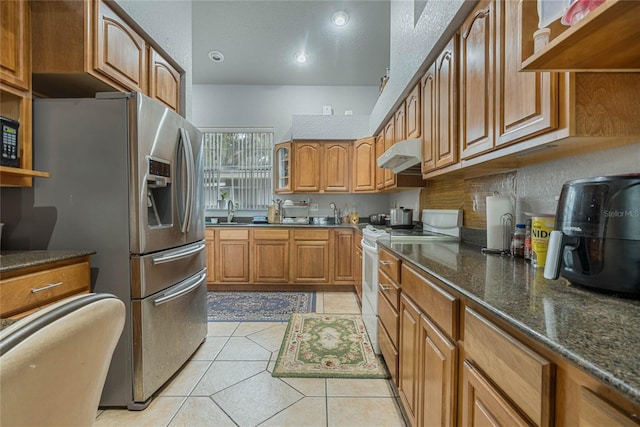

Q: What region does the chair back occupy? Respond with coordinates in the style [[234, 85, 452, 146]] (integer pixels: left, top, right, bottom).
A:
[[1, 293, 125, 426]]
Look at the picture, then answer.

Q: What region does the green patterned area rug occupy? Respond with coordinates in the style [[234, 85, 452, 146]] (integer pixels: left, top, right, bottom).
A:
[[207, 291, 315, 322], [272, 313, 389, 379]]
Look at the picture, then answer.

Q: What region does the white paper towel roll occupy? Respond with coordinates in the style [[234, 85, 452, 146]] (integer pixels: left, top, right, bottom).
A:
[[486, 195, 512, 250]]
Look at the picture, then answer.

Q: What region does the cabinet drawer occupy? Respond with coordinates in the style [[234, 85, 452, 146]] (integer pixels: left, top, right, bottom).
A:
[[464, 307, 553, 427], [378, 269, 400, 311], [218, 229, 249, 240], [253, 229, 290, 240], [205, 228, 215, 239], [1, 261, 91, 317], [378, 318, 399, 384], [379, 248, 400, 282], [378, 289, 399, 348], [293, 229, 329, 240], [401, 263, 459, 340]]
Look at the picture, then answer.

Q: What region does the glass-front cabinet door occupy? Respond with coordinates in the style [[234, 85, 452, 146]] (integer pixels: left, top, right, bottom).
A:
[[274, 141, 292, 193]]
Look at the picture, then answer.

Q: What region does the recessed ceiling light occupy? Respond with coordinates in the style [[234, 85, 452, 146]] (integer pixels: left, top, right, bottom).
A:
[[294, 51, 308, 63], [331, 11, 349, 26], [208, 50, 225, 62]]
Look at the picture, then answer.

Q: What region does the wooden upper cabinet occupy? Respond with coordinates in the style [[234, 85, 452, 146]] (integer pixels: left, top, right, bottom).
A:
[[435, 35, 459, 170], [352, 137, 376, 192], [421, 63, 436, 174], [31, 0, 182, 110], [375, 132, 385, 190], [293, 142, 322, 192], [95, 0, 147, 93], [405, 83, 421, 139], [148, 48, 180, 113], [323, 141, 351, 193], [495, 0, 557, 147], [274, 141, 292, 194], [292, 140, 350, 193], [0, 0, 30, 91], [383, 118, 396, 188], [460, 0, 495, 159], [394, 101, 406, 143]]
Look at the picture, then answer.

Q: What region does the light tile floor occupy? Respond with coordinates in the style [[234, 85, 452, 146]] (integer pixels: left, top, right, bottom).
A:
[[95, 292, 408, 427]]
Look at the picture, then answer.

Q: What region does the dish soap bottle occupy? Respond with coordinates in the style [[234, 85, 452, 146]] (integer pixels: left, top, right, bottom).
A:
[[349, 203, 359, 224]]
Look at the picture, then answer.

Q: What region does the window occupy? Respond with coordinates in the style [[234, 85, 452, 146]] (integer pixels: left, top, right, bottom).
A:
[[201, 129, 274, 210]]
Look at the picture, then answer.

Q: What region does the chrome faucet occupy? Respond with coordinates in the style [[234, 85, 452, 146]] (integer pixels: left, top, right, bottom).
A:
[[227, 199, 235, 223]]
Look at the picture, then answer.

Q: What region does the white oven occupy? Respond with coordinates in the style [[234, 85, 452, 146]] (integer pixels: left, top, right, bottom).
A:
[[361, 227, 384, 354], [360, 210, 463, 355]]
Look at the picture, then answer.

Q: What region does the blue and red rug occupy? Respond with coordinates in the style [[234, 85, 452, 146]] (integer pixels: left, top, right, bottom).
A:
[[207, 291, 316, 322]]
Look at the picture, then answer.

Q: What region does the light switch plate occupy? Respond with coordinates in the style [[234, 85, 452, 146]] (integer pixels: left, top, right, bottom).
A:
[[310, 203, 319, 211], [322, 105, 333, 115]]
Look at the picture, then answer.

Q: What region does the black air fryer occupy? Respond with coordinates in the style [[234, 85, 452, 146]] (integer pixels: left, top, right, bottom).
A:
[[544, 175, 640, 296]]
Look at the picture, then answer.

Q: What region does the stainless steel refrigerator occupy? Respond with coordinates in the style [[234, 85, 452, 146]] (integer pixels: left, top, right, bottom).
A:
[[32, 92, 207, 409]]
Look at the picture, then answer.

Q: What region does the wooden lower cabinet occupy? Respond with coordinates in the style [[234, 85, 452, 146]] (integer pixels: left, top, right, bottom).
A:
[[291, 240, 330, 283], [0, 255, 92, 319], [398, 292, 457, 427], [578, 387, 639, 427], [399, 294, 421, 427], [205, 229, 215, 283], [334, 229, 355, 283], [216, 229, 250, 283], [252, 229, 290, 283], [420, 314, 457, 427], [461, 361, 531, 427]]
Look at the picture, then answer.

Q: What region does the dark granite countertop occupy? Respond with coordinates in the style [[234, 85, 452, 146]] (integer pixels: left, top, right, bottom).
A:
[[206, 222, 360, 228], [0, 250, 96, 274], [379, 239, 640, 405]]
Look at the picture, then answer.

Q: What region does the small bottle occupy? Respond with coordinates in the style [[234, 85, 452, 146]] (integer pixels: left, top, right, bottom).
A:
[[511, 224, 526, 258], [524, 219, 532, 261]]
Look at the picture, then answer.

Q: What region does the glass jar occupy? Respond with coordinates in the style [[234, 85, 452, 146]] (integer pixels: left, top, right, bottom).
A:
[[511, 223, 526, 258]]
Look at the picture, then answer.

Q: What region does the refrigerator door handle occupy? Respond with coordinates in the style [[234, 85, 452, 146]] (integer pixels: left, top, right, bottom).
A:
[[151, 243, 206, 265], [153, 270, 206, 306], [178, 128, 195, 233]]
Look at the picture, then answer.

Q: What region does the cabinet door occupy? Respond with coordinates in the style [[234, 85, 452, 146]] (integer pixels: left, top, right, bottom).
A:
[[291, 240, 329, 283], [253, 240, 290, 283], [216, 229, 250, 283], [274, 142, 292, 193], [435, 36, 459, 169], [383, 118, 396, 188], [461, 361, 530, 427], [323, 142, 350, 192], [352, 137, 376, 192], [375, 133, 385, 190], [398, 294, 421, 427], [395, 101, 407, 143], [95, 0, 147, 93], [460, 0, 495, 159], [420, 314, 457, 427], [205, 229, 215, 283], [406, 84, 421, 139], [421, 64, 437, 174], [293, 142, 321, 192], [0, 0, 30, 91], [148, 47, 180, 113], [333, 229, 355, 282], [495, 0, 557, 147], [579, 387, 640, 427]]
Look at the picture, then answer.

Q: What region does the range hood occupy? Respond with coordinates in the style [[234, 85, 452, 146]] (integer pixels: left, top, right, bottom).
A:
[[376, 138, 422, 174]]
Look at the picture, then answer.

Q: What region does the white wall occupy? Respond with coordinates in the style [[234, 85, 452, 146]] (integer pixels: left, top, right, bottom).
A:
[[115, 0, 194, 119], [192, 84, 379, 143]]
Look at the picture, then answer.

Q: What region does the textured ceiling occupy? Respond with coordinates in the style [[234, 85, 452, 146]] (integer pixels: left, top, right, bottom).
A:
[[192, 0, 391, 86]]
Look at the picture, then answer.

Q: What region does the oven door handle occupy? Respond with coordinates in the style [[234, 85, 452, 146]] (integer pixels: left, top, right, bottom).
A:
[[361, 238, 378, 252], [153, 270, 206, 306]]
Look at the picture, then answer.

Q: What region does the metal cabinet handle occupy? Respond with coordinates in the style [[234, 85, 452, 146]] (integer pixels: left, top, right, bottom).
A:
[[31, 282, 63, 293], [379, 283, 391, 291], [379, 260, 392, 265]]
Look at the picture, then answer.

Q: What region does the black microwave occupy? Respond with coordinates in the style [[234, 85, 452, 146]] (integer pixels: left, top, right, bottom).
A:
[[1, 116, 20, 168]]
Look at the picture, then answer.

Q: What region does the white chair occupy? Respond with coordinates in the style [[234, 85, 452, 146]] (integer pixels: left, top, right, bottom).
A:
[[0, 293, 125, 427]]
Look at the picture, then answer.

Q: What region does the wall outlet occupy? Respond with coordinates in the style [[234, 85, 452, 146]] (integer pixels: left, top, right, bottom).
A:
[[310, 203, 319, 211]]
